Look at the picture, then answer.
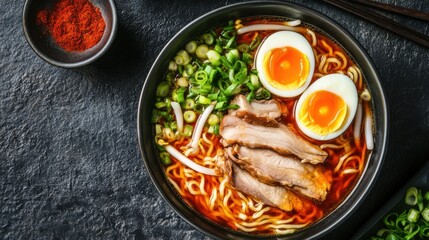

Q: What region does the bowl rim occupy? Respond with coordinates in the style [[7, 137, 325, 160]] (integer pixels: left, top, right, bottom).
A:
[[137, 1, 389, 239], [22, 0, 118, 68]]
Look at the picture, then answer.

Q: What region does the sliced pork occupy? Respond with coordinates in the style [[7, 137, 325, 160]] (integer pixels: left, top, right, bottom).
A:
[[230, 94, 283, 127], [232, 164, 304, 212], [227, 145, 331, 201], [220, 115, 328, 164], [215, 153, 303, 211]]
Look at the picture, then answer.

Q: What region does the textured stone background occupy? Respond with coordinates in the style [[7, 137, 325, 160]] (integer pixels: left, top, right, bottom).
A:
[[1, 0, 428, 239]]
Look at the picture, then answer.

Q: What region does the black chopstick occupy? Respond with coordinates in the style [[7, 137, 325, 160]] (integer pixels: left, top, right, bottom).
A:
[[321, 0, 429, 48], [351, 0, 429, 22]]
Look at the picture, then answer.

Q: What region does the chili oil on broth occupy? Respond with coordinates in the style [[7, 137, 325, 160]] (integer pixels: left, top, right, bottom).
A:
[[153, 16, 373, 236]]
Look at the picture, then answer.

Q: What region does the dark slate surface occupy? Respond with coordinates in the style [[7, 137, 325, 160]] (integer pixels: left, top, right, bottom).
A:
[[1, 0, 428, 239]]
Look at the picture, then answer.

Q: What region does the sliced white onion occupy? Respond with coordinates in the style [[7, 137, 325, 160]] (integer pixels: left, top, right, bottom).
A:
[[237, 21, 301, 35], [185, 103, 215, 155], [170, 101, 183, 132], [285, 19, 301, 26], [353, 102, 363, 146], [364, 106, 374, 150], [165, 145, 217, 176]]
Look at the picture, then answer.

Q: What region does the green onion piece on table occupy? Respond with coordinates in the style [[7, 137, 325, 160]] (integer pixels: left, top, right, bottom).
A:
[[406, 187, 419, 206]]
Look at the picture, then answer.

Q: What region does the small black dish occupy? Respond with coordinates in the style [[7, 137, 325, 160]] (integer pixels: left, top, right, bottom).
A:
[[352, 161, 429, 239], [22, 0, 118, 68]]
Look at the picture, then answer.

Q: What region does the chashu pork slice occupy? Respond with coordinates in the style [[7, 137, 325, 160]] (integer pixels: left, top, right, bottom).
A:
[[215, 153, 303, 212], [231, 163, 304, 212], [227, 145, 331, 201], [230, 94, 284, 127], [220, 115, 328, 164]]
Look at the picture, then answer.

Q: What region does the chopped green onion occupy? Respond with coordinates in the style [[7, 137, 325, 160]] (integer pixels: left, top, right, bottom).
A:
[[207, 114, 220, 125], [164, 98, 171, 108], [228, 68, 235, 82], [159, 152, 171, 165], [226, 49, 239, 64], [172, 87, 186, 103], [422, 208, 429, 222], [223, 82, 240, 96], [177, 65, 183, 75], [246, 91, 255, 102], [242, 52, 253, 64], [177, 50, 191, 65], [220, 56, 233, 69], [168, 61, 177, 71], [189, 84, 212, 96], [207, 91, 219, 101], [208, 123, 220, 135], [233, 60, 246, 70], [156, 81, 170, 97], [176, 77, 189, 87], [208, 69, 217, 82], [238, 43, 250, 53], [183, 124, 193, 137], [234, 67, 247, 83], [185, 41, 197, 54], [201, 33, 214, 45], [155, 101, 167, 108], [214, 44, 222, 53], [174, 55, 185, 66], [195, 70, 208, 85], [198, 95, 212, 105], [407, 208, 420, 223], [418, 192, 424, 211], [250, 74, 260, 88], [156, 144, 166, 152], [196, 44, 209, 59], [228, 104, 240, 110], [184, 98, 195, 109], [155, 124, 162, 135], [207, 50, 221, 66], [406, 187, 419, 206], [255, 87, 271, 100], [421, 226, 429, 238], [185, 64, 195, 76], [215, 101, 226, 110], [183, 110, 196, 123], [170, 121, 178, 132], [165, 71, 175, 83], [224, 36, 236, 49], [204, 65, 213, 74]]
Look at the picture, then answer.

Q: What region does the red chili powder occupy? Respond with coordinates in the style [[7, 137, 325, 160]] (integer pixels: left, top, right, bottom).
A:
[[36, 0, 106, 52]]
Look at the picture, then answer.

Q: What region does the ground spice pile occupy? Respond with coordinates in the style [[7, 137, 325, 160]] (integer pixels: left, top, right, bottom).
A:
[[37, 0, 106, 52]]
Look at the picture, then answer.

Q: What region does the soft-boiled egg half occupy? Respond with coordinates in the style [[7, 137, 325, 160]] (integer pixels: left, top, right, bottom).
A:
[[295, 74, 358, 141], [256, 31, 315, 98]]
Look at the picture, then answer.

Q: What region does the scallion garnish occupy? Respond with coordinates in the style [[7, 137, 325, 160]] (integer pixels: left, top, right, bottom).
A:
[[371, 187, 429, 240], [406, 187, 419, 206], [153, 20, 275, 169]]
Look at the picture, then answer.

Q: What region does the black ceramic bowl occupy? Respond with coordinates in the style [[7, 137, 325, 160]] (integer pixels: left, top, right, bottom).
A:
[[22, 0, 117, 68], [137, 1, 388, 239]]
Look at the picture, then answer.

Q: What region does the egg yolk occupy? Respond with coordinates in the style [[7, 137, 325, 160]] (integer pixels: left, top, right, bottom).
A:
[[263, 46, 310, 90], [299, 90, 347, 136]]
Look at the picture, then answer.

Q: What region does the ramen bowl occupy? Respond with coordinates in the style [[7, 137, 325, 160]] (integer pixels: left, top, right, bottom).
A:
[[137, 1, 388, 239]]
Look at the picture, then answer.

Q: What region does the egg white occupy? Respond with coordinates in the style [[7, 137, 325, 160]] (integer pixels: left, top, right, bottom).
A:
[[256, 31, 315, 98], [295, 73, 358, 141]]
